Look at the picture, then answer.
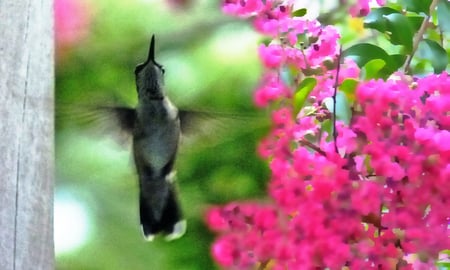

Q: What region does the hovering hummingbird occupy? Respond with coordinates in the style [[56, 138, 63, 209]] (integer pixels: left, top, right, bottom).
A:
[[107, 35, 186, 241]]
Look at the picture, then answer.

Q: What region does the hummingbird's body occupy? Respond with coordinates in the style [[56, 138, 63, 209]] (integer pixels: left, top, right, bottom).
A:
[[134, 99, 179, 173], [133, 98, 184, 240], [112, 36, 186, 240]]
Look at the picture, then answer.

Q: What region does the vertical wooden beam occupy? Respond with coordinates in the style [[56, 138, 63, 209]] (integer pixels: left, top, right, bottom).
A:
[[0, 0, 54, 269]]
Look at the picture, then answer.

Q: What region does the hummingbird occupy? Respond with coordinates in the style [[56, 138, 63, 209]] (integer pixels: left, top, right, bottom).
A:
[[108, 35, 186, 241]]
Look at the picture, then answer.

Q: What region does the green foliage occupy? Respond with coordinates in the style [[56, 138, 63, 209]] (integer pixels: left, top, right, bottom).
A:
[[339, 78, 358, 102], [419, 39, 449, 73], [343, 43, 389, 67], [437, 250, 450, 269], [323, 93, 352, 125], [364, 8, 415, 52], [294, 78, 317, 114], [437, 0, 450, 31], [346, 0, 449, 77], [407, 15, 426, 32], [384, 13, 415, 52], [364, 7, 401, 33], [400, 0, 433, 14], [343, 43, 405, 79], [292, 8, 307, 17], [362, 59, 387, 79]]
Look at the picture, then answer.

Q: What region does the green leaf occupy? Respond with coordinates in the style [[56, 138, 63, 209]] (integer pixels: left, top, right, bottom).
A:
[[343, 43, 395, 70], [344, 43, 391, 68], [365, 9, 415, 52], [418, 39, 448, 73], [302, 67, 323, 76], [385, 3, 403, 11], [401, 0, 432, 14], [321, 119, 332, 141], [390, 54, 408, 69], [292, 8, 307, 17], [437, 260, 450, 269], [344, 44, 405, 79], [437, 0, 450, 32], [339, 78, 359, 102], [294, 78, 317, 114], [384, 13, 414, 52], [280, 65, 294, 86], [407, 15, 425, 32], [362, 59, 387, 79], [413, 59, 428, 74], [323, 93, 352, 125], [261, 37, 272, 46], [364, 7, 400, 33], [337, 92, 352, 125], [323, 59, 337, 70]]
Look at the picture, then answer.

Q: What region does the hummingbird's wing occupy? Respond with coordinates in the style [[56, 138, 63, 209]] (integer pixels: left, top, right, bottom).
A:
[[178, 109, 257, 133], [57, 103, 137, 146], [177, 109, 269, 150], [98, 105, 136, 134], [87, 105, 136, 146], [178, 109, 216, 135]]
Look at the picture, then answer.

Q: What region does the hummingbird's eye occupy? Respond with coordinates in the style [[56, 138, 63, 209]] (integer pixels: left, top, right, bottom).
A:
[[155, 63, 165, 74]]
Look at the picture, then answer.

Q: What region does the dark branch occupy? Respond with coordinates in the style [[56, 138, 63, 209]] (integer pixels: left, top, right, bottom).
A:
[[332, 47, 343, 154]]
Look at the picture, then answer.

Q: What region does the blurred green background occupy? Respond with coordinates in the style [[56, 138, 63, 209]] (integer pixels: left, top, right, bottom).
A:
[[55, 0, 269, 269]]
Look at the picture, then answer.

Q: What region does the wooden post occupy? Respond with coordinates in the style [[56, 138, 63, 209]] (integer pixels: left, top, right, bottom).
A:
[[0, 0, 54, 269]]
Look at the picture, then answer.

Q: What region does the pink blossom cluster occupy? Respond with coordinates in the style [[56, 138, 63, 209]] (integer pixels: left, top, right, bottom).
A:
[[55, 0, 93, 58], [207, 0, 449, 269], [350, 0, 387, 17]]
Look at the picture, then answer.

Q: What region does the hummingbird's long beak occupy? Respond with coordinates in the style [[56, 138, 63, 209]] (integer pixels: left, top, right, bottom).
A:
[[146, 35, 155, 64], [135, 35, 157, 74]]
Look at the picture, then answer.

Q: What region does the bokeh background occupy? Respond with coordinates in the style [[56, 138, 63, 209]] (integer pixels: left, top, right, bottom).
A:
[[54, 0, 399, 269], [55, 0, 268, 269]]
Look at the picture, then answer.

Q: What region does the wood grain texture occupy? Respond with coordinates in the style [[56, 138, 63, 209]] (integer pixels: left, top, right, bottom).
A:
[[0, 0, 54, 269]]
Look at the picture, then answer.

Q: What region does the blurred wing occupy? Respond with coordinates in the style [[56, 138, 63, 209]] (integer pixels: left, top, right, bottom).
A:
[[57, 103, 136, 146], [179, 109, 214, 135], [98, 105, 136, 134], [178, 109, 269, 150]]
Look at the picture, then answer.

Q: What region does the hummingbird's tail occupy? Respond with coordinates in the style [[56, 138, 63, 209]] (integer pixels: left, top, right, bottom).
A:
[[139, 180, 186, 241]]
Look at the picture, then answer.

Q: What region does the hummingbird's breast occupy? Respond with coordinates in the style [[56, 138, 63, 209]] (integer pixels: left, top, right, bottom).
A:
[[133, 98, 180, 173]]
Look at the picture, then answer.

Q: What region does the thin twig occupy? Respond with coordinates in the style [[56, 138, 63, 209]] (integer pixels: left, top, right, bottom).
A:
[[403, 0, 440, 73], [299, 139, 327, 157], [377, 203, 383, 236], [332, 47, 343, 154]]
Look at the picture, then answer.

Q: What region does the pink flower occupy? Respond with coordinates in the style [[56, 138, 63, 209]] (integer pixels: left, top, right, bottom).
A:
[[253, 73, 291, 107], [259, 44, 284, 68], [211, 235, 239, 267], [205, 206, 229, 232], [222, 0, 264, 16], [434, 130, 450, 152], [55, 0, 93, 49], [349, 0, 386, 17], [349, 1, 370, 17], [304, 26, 340, 67]]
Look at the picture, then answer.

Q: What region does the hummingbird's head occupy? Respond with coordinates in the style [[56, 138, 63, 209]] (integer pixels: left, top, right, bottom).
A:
[[135, 35, 165, 100]]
